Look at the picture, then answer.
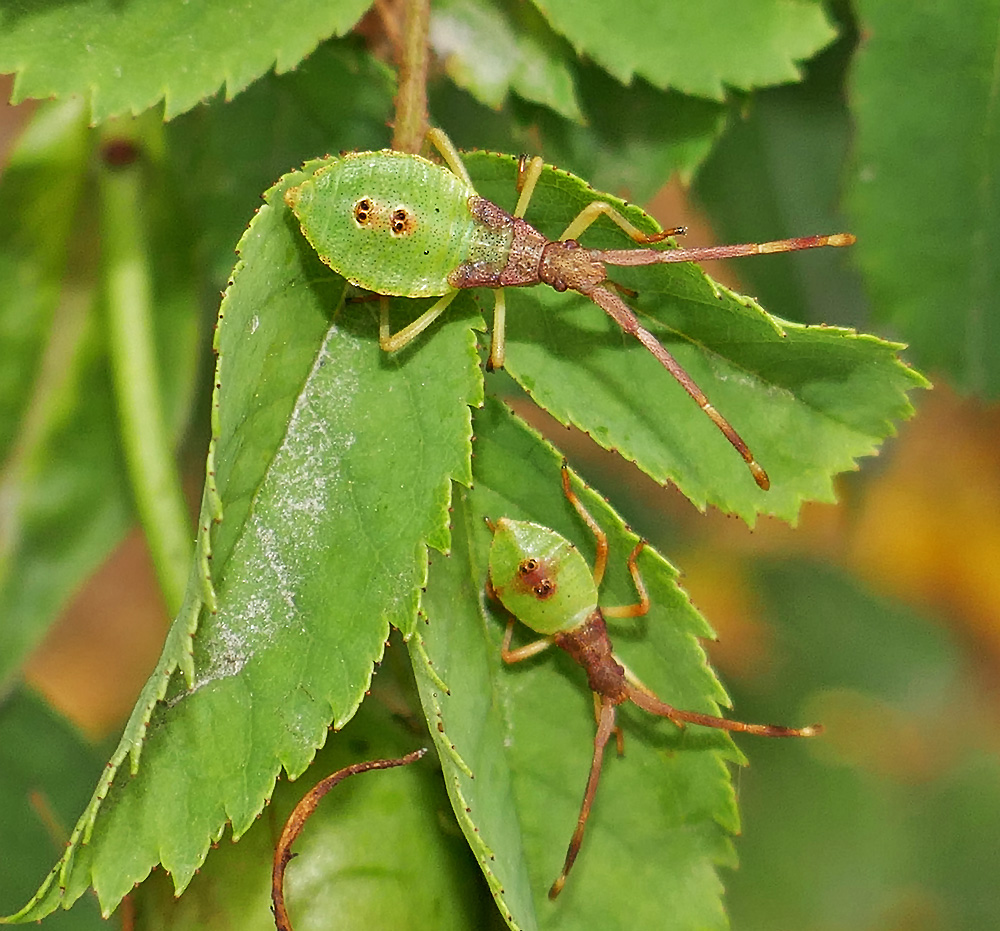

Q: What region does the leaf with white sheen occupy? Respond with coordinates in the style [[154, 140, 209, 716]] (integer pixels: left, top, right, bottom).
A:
[[4, 161, 482, 923]]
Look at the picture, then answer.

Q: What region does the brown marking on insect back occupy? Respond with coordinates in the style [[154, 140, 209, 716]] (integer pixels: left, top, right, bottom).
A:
[[513, 557, 558, 601], [390, 206, 417, 236], [553, 612, 630, 705], [353, 197, 374, 225]]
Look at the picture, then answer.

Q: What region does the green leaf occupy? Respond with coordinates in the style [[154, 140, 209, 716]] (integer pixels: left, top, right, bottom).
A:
[[0, 105, 203, 686], [4, 162, 483, 923], [847, 0, 1000, 396], [413, 399, 742, 931], [168, 38, 395, 288], [430, 0, 583, 121], [0, 688, 106, 931], [529, 0, 838, 99], [724, 560, 1000, 931], [0, 98, 90, 466], [692, 42, 868, 328], [132, 691, 486, 931], [434, 64, 728, 203], [463, 151, 926, 523], [0, 0, 373, 121]]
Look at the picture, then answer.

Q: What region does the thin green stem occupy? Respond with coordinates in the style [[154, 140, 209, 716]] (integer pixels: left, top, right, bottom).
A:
[[99, 154, 191, 617], [392, 0, 431, 153]]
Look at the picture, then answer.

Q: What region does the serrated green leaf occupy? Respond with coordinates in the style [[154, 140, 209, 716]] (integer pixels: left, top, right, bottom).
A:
[[168, 39, 395, 288], [0, 0, 372, 122], [529, 0, 838, 100], [462, 151, 925, 523], [0, 688, 106, 931], [132, 692, 485, 931], [848, 0, 1000, 396], [413, 399, 744, 931], [3, 162, 483, 923], [434, 64, 728, 203], [430, 0, 583, 121], [693, 44, 868, 328]]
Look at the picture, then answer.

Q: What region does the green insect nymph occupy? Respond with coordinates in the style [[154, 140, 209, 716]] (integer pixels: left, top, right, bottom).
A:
[[286, 130, 855, 490], [488, 517, 597, 636], [487, 464, 821, 899]]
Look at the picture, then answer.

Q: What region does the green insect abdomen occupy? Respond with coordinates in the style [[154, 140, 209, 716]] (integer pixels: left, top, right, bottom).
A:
[[286, 151, 485, 298]]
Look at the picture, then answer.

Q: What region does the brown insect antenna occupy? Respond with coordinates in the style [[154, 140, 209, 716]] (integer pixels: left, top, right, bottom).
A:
[[272, 749, 427, 931], [594, 232, 856, 267], [549, 695, 619, 900], [588, 286, 770, 490], [628, 686, 822, 738]]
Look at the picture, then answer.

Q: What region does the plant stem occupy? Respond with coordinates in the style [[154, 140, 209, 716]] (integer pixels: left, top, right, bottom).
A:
[[392, 0, 431, 153], [99, 148, 191, 617]]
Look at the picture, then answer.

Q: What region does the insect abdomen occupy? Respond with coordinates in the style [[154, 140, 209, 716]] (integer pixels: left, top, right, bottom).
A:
[[286, 151, 483, 298]]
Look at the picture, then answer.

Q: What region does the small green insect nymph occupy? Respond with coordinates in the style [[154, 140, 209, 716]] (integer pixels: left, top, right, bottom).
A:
[[285, 131, 855, 490], [487, 464, 821, 900]]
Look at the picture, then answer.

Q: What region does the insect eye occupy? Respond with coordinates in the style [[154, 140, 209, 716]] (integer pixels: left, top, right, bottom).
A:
[[517, 559, 538, 576], [353, 198, 373, 225]]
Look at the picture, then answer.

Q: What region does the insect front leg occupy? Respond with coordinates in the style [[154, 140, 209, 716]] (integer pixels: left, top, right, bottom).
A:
[[379, 291, 460, 354], [560, 201, 686, 245], [601, 541, 650, 620], [425, 128, 474, 186], [560, 463, 609, 587]]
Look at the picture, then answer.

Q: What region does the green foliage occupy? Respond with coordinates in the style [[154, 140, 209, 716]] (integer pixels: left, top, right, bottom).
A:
[[0, 688, 107, 931], [2, 2, 983, 930], [848, 0, 1000, 396], [0, 0, 372, 121], [414, 402, 740, 930]]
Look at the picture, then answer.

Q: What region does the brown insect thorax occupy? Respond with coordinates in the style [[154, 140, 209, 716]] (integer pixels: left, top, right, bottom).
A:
[[554, 612, 630, 705], [448, 196, 608, 295]]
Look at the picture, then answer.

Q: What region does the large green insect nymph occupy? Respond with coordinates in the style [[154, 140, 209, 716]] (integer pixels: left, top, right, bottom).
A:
[[286, 131, 855, 490], [487, 464, 821, 899]]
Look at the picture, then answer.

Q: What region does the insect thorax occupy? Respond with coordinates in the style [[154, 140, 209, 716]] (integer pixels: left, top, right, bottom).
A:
[[448, 197, 548, 290]]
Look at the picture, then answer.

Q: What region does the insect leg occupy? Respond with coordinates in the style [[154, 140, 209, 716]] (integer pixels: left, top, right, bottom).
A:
[[627, 682, 822, 738], [587, 285, 770, 490], [514, 155, 545, 218], [560, 200, 686, 245], [549, 696, 618, 899], [425, 128, 473, 186], [487, 288, 507, 371], [601, 540, 650, 619], [560, 463, 609, 587], [379, 291, 460, 353], [501, 617, 554, 663], [592, 692, 625, 755]]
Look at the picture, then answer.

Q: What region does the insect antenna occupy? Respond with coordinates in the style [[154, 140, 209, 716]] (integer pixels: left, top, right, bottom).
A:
[[628, 687, 822, 738], [594, 232, 856, 267], [588, 286, 771, 490]]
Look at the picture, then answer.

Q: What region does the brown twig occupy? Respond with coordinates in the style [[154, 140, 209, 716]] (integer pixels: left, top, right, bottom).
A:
[[271, 749, 427, 931], [391, 0, 431, 153]]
